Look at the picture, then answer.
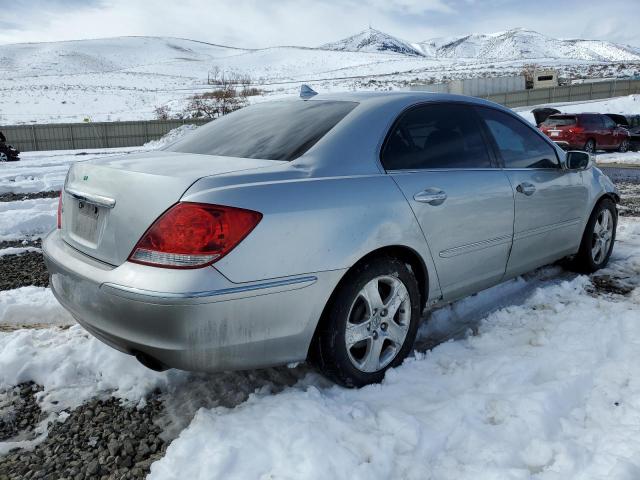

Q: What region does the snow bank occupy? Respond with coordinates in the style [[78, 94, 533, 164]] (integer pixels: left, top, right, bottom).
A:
[[150, 220, 640, 480], [0, 198, 58, 241], [0, 287, 72, 326], [0, 325, 185, 411], [596, 152, 640, 165]]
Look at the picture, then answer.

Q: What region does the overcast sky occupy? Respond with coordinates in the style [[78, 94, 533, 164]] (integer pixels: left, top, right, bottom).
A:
[[1, 0, 639, 47]]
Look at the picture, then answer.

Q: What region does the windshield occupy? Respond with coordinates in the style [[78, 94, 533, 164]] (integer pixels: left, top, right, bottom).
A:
[[165, 100, 358, 161], [542, 115, 577, 127]]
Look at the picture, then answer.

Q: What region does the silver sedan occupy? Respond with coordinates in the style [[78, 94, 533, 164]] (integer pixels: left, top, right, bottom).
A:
[[43, 91, 619, 387]]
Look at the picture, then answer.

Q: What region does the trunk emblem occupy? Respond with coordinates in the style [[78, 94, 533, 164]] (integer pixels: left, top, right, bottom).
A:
[[83, 175, 89, 181]]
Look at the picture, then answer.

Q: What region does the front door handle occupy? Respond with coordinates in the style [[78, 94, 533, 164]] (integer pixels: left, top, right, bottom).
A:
[[516, 182, 536, 196], [414, 188, 447, 205]]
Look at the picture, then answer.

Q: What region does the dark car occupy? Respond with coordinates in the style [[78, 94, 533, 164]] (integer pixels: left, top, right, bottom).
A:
[[605, 114, 640, 151], [539, 113, 631, 153]]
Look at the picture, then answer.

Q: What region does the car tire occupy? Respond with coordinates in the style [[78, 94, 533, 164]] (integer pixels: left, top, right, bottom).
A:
[[312, 256, 421, 388], [618, 138, 630, 153], [583, 139, 596, 153], [569, 198, 617, 274]]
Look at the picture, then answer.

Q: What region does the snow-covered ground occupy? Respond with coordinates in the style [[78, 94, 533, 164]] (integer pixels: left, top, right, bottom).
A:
[[0, 141, 639, 477]]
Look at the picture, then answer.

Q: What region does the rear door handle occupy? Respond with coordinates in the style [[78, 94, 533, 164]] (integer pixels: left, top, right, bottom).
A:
[[414, 188, 447, 205], [516, 182, 536, 196]]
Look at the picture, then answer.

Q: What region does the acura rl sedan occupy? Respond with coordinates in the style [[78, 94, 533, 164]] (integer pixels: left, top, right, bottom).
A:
[[43, 91, 619, 387]]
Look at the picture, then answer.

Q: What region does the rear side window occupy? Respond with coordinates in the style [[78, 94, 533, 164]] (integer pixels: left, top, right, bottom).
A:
[[165, 100, 357, 161], [542, 115, 576, 127], [478, 107, 559, 169], [581, 114, 603, 128], [602, 116, 617, 129], [381, 103, 492, 170]]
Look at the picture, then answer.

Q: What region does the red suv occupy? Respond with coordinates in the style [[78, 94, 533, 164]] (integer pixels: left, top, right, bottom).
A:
[[539, 113, 630, 153]]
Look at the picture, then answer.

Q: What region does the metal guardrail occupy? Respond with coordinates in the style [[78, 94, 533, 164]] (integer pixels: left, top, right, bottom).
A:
[[481, 79, 640, 108], [0, 118, 211, 153]]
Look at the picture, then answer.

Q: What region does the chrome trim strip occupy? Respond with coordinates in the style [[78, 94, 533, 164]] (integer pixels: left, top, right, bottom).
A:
[[514, 218, 581, 241], [100, 275, 318, 304], [439, 234, 512, 258], [65, 188, 116, 209]]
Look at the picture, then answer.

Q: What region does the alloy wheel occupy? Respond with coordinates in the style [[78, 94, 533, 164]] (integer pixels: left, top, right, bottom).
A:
[[591, 209, 613, 264], [0, 152, 7, 162], [619, 139, 629, 153], [584, 140, 595, 153], [345, 275, 411, 373]]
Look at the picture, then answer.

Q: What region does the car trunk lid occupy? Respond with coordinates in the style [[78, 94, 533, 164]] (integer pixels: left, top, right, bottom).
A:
[[61, 151, 279, 266]]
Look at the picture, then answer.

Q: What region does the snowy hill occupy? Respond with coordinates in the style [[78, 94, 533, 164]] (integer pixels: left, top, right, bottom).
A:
[[321, 28, 424, 56], [419, 28, 640, 61], [0, 36, 246, 78], [0, 29, 639, 125]]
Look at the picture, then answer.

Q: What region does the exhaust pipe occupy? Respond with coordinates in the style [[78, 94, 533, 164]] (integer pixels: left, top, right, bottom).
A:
[[134, 351, 169, 372]]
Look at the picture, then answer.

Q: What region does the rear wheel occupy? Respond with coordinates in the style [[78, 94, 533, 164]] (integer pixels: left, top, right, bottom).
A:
[[618, 138, 630, 153], [0, 152, 7, 162], [570, 198, 617, 273], [312, 256, 420, 387], [583, 139, 596, 153]]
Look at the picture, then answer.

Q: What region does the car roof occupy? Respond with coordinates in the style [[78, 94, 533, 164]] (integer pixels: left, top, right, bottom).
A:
[[301, 90, 513, 112]]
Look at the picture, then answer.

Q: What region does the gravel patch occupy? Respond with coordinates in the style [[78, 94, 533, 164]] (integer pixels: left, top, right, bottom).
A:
[[0, 396, 167, 480], [616, 182, 640, 217], [0, 192, 59, 203], [0, 384, 44, 443], [0, 252, 49, 291]]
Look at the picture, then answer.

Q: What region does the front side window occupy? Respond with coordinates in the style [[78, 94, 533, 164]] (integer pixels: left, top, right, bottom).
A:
[[477, 107, 559, 169], [165, 100, 357, 161], [381, 103, 492, 170]]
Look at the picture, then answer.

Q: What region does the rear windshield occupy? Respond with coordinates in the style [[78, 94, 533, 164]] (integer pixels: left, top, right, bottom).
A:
[[542, 115, 577, 127], [165, 100, 357, 161]]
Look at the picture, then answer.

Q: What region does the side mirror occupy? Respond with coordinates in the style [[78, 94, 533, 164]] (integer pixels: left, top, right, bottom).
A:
[[566, 150, 592, 170]]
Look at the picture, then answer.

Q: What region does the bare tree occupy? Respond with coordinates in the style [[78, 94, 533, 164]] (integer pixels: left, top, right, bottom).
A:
[[154, 105, 171, 120]]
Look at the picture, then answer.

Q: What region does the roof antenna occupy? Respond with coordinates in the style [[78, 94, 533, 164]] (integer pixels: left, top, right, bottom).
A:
[[300, 84, 318, 100]]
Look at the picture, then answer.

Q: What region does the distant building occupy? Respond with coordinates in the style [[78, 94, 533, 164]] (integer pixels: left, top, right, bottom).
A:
[[532, 69, 558, 89]]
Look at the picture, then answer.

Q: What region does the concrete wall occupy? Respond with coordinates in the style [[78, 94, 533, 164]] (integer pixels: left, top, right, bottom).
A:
[[409, 76, 526, 96], [409, 78, 640, 109], [0, 118, 211, 153], [482, 78, 640, 108]]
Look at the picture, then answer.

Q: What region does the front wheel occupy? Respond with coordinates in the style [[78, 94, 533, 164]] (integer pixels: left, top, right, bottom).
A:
[[312, 256, 421, 387], [618, 138, 630, 153], [570, 198, 617, 273], [0, 152, 7, 162], [583, 139, 596, 153]]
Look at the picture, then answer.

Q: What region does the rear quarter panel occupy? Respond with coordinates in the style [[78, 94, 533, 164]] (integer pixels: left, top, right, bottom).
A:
[[182, 173, 441, 300]]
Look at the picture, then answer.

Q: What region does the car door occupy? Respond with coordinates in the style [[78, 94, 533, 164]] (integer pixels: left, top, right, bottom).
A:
[[476, 106, 589, 278], [382, 102, 515, 301]]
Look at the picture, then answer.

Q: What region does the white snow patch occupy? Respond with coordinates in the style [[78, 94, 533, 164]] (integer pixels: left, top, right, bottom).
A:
[[0, 198, 58, 241], [0, 246, 40, 257], [0, 287, 73, 327], [0, 325, 186, 412]]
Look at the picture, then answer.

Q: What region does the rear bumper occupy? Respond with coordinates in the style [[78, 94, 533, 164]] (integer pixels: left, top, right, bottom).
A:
[[43, 229, 344, 372]]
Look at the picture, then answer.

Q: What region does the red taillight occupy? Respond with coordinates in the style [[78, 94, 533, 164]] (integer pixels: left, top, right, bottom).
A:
[[57, 191, 63, 229], [568, 127, 584, 134], [128, 202, 262, 269]]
